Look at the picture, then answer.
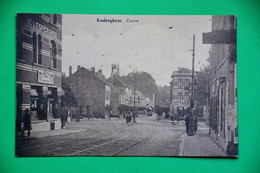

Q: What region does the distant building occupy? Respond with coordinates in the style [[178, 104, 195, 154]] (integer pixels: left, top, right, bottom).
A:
[[203, 15, 237, 155], [65, 67, 110, 117], [16, 14, 63, 131], [169, 67, 197, 118], [107, 65, 154, 115], [111, 64, 120, 76]]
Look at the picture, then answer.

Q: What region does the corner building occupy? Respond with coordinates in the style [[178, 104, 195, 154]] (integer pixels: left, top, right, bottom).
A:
[[169, 68, 197, 119], [16, 14, 62, 131], [203, 15, 237, 155]]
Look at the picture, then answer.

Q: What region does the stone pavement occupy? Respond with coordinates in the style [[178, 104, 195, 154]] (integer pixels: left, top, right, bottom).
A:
[[179, 121, 227, 157]]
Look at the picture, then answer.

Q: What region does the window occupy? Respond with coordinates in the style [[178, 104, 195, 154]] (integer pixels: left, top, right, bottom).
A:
[[50, 40, 57, 68], [38, 35, 42, 64], [211, 83, 215, 94], [185, 92, 190, 103], [233, 16, 237, 29], [178, 92, 183, 103], [33, 33, 37, 63], [178, 79, 183, 88], [32, 33, 42, 65], [184, 79, 190, 87], [51, 14, 57, 25]]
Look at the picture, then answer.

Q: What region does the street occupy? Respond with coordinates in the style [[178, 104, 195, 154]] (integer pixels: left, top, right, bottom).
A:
[[16, 115, 184, 157]]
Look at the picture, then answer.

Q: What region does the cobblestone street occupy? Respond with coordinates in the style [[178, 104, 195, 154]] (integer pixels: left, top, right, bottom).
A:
[[16, 115, 185, 157]]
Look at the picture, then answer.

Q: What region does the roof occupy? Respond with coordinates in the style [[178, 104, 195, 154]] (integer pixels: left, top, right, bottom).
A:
[[66, 67, 111, 86], [107, 74, 130, 89]]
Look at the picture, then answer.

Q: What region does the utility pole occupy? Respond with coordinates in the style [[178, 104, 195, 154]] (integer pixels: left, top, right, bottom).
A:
[[188, 34, 195, 136], [133, 69, 138, 123]]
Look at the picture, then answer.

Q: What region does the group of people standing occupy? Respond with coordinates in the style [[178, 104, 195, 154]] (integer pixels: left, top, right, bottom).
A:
[[125, 112, 138, 125]]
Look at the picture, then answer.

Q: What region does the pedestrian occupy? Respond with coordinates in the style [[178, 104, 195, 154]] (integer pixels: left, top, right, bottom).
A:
[[109, 110, 111, 120], [61, 111, 67, 129], [132, 112, 135, 123], [87, 106, 90, 120], [185, 115, 190, 134], [126, 112, 131, 125], [194, 116, 198, 134], [22, 109, 32, 137]]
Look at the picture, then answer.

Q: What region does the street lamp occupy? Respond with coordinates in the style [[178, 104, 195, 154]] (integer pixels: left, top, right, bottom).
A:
[[193, 78, 198, 90]]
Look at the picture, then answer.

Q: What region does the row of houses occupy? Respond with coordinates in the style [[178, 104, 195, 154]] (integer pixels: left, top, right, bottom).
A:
[[64, 64, 155, 117]]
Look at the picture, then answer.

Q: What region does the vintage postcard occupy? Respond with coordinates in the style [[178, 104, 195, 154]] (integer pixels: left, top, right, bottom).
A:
[[16, 14, 237, 157]]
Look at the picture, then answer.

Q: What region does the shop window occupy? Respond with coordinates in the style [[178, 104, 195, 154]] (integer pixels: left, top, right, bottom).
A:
[[50, 40, 57, 68]]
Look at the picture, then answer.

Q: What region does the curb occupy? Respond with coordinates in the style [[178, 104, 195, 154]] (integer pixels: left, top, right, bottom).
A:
[[178, 133, 186, 156], [29, 128, 87, 138]]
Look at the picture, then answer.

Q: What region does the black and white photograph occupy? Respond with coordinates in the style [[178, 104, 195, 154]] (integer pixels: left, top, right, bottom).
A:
[[15, 14, 237, 157]]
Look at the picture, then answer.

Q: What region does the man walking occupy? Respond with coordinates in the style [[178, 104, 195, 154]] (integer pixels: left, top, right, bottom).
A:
[[185, 115, 190, 134], [22, 109, 32, 137]]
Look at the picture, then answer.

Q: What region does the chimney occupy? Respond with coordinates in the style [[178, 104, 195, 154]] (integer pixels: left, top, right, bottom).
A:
[[98, 69, 102, 78], [91, 67, 95, 77], [69, 66, 72, 76], [77, 65, 81, 71]]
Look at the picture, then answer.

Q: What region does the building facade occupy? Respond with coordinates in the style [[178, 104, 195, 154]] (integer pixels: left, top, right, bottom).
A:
[[203, 15, 237, 155], [65, 67, 111, 117], [16, 14, 63, 131], [170, 68, 197, 118]]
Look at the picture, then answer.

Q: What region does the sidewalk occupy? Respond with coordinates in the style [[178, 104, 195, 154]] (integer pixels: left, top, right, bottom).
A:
[[20, 117, 123, 139], [29, 128, 85, 138], [179, 122, 227, 157], [27, 120, 89, 138]]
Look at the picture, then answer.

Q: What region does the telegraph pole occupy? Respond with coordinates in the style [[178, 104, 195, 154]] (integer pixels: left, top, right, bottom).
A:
[[188, 34, 195, 136], [133, 69, 138, 123]]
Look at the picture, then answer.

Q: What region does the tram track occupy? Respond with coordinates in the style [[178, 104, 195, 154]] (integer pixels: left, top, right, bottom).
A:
[[111, 138, 145, 156], [16, 123, 137, 156], [16, 128, 105, 152], [16, 117, 182, 157]]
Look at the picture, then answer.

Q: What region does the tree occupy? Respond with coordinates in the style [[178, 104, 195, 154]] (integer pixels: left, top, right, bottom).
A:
[[120, 71, 158, 98], [61, 76, 78, 108], [155, 85, 170, 107], [194, 70, 209, 107]]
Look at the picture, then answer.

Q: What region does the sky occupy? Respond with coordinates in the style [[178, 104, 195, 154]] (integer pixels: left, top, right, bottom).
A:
[[62, 15, 212, 86]]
